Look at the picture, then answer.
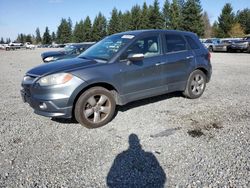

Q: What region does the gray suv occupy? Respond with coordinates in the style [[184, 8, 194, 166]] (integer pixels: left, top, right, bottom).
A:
[[21, 30, 212, 128]]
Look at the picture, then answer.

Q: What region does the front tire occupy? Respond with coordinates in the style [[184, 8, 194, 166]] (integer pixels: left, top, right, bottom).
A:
[[74, 87, 116, 128], [183, 70, 207, 99]]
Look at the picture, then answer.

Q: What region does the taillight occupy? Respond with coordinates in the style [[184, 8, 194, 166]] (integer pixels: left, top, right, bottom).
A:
[[208, 52, 211, 61]]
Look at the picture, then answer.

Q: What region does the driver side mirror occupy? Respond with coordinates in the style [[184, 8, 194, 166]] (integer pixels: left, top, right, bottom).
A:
[[127, 53, 144, 62]]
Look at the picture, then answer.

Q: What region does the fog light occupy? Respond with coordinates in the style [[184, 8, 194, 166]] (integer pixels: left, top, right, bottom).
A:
[[39, 102, 47, 110]]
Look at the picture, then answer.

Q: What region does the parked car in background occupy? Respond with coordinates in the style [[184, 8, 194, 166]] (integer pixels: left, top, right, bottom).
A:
[[41, 42, 95, 62], [21, 29, 212, 128], [202, 38, 220, 52], [212, 39, 237, 52], [229, 40, 250, 52], [24, 42, 35, 50]]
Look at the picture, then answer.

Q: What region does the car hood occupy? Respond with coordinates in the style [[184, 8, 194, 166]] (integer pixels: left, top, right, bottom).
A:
[[27, 57, 99, 77], [41, 51, 66, 58]]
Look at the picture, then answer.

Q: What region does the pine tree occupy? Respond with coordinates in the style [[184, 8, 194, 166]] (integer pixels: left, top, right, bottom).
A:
[[217, 3, 235, 38], [92, 13, 107, 41], [121, 11, 132, 31], [26, 34, 32, 43], [43, 27, 51, 44], [163, 0, 171, 29], [211, 21, 219, 37], [108, 8, 121, 34], [83, 16, 92, 41], [148, 0, 164, 29], [130, 5, 142, 30], [202, 11, 212, 38], [169, 0, 182, 29], [35, 27, 42, 44], [73, 21, 84, 42], [0, 37, 5, 44], [236, 8, 250, 34], [51, 32, 56, 42], [6, 38, 11, 44], [57, 18, 72, 43], [140, 2, 149, 29], [181, 0, 204, 37]]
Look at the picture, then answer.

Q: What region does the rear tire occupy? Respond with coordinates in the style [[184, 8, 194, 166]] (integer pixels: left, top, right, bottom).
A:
[[74, 87, 116, 128], [208, 46, 213, 52], [183, 70, 207, 99]]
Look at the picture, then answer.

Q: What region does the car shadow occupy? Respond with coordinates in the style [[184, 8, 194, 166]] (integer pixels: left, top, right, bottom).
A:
[[117, 91, 182, 112], [106, 133, 167, 187], [51, 91, 182, 125]]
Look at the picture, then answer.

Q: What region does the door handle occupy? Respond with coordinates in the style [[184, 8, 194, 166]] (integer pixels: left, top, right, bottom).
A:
[[155, 62, 165, 66], [186, 56, 194, 59]]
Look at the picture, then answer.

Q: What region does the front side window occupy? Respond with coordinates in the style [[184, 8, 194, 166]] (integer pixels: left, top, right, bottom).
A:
[[165, 34, 188, 53], [79, 34, 134, 61], [121, 36, 160, 60]]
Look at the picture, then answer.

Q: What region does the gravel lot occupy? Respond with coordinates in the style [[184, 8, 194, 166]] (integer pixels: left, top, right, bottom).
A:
[[0, 49, 249, 187]]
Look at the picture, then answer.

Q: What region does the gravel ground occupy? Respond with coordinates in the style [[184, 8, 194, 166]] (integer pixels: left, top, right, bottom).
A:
[[0, 49, 249, 187]]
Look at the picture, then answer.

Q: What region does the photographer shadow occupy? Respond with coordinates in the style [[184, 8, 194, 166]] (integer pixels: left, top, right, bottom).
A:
[[106, 134, 166, 188]]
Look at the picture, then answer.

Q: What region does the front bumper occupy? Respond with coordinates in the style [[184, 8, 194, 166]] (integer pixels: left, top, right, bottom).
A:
[[21, 74, 86, 119], [21, 89, 72, 118]]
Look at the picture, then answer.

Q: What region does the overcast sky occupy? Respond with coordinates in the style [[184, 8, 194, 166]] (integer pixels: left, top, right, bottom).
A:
[[0, 0, 249, 40]]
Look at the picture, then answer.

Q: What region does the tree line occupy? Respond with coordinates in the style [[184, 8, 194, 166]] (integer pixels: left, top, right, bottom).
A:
[[1, 0, 249, 44]]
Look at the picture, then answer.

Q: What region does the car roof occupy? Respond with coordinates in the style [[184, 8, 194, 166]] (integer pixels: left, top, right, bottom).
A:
[[113, 29, 197, 37]]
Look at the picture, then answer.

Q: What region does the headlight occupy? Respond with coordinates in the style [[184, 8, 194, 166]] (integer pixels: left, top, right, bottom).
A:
[[44, 56, 57, 62], [37, 73, 73, 86]]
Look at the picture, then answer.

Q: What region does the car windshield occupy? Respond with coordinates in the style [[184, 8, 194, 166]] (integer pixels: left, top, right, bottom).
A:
[[79, 34, 134, 61], [64, 45, 76, 52]]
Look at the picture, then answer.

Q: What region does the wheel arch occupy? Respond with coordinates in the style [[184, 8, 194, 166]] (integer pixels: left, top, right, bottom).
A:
[[71, 82, 120, 119], [195, 67, 210, 82]]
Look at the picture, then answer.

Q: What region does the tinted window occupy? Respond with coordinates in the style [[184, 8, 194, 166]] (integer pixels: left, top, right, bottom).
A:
[[122, 36, 160, 59], [165, 34, 187, 53], [185, 35, 200, 49]]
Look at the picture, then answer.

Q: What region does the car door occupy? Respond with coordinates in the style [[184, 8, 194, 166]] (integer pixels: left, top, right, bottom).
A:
[[118, 34, 165, 101], [161, 32, 195, 92]]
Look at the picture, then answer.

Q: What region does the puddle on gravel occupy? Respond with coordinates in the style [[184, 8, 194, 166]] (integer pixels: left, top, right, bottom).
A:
[[150, 127, 181, 138], [187, 129, 204, 137]]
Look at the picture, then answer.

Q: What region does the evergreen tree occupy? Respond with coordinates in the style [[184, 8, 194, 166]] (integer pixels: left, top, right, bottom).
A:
[[83, 16, 92, 41], [130, 5, 142, 30], [73, 21, 84, 42], [117, 10, 125, 32], [181, 0, 204, 37], [16, 34, 26, 43], [43, 27, 51, 44], [169, 0, 182, 29], [108, 8, 121, 34], [163, 0, 171, 29], [217, 3, 235, 38], [6, 38, 11, 44], [211, 21, 219, 37], [121, 11, 132, 31], [26, 34, 32, 43], [140, 2, 149, 29], [202, 11, 212, 38], [35, 28, 42, 44], [57, 18, 72, 43], [51, 32, 56, 42], [0, 37, 4, 44], [148, 0, 164, 29], [92, 13, 107, 41], [236, 8, 250, 34]]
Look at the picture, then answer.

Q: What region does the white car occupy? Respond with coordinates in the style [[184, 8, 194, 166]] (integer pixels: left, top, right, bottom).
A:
[[25, 42, 35, 50]]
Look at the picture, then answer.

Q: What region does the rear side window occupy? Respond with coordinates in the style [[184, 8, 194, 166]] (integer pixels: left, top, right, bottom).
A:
[[165, 34, 187, 53], [185, 35, 200, 50]]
